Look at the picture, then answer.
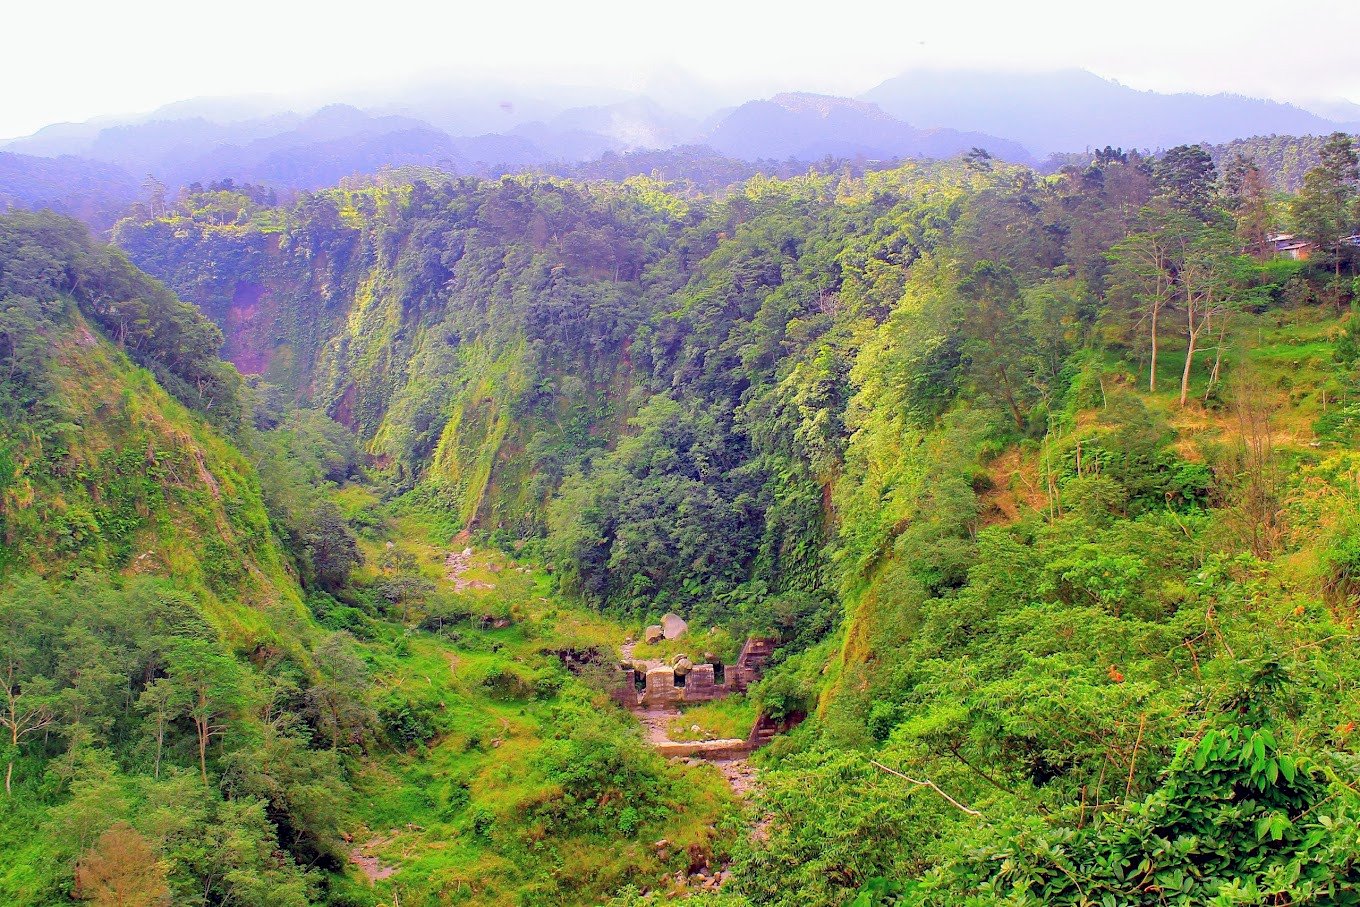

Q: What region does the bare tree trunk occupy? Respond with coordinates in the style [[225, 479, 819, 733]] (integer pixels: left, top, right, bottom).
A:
[[1181, 291, 1213, 407], [1150, 302, 1160, 392], [1180, 329, 1199, 407], [198, 724, 208, 785], [154, 714, 164, 780], [196, 691, 209, 785], [1205, 316, 1230, 400]]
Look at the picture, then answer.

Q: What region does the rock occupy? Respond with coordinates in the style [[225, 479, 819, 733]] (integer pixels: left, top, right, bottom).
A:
[[661, 613, 688, 639], [672, 655, 693, 676], [644, 624, 665, 645], [691, 724, 702, 733]]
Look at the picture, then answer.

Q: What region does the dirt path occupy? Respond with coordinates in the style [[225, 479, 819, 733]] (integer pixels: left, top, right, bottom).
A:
[[636, 706, 682, 745], [350, 842, 397, 883], [709, 756, 758, 796]]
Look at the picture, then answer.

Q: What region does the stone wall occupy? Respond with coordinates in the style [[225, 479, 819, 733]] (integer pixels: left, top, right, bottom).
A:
[[681, 663, 724, 701], [625, 636, 778, 706], [641, 665, 682, 706], [730, 637, 776, 691], [652, 738, 751, 758]]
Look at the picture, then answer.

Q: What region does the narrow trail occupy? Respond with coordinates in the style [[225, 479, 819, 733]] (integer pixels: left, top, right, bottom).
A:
[[636, 706, 683, 746], [709, 756, 758, 796], [350, 841, 397, 883]]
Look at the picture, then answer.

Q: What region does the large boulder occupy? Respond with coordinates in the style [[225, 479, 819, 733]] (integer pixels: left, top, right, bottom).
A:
[[644, 624, 665, 644], [672, 655, 693, 676], [661, 613, 688, 639]]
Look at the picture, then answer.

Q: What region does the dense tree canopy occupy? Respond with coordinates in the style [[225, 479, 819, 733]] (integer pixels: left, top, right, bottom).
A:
[[5, 135, 1360, 905]]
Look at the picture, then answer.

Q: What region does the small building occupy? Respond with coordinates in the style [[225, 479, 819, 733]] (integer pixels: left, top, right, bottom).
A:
[[1266, 232, 1314, 261]]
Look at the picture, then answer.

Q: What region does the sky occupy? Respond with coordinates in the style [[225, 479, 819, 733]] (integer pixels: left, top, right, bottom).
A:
[[6, 0, 1360, 138]]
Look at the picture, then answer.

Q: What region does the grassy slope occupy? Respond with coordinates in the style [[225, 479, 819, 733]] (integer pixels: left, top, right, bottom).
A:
[[823, 302, 1351, 715], [337, 493, 741, 906], [0, 313, 737, 905], [0, 310, 307, 641]]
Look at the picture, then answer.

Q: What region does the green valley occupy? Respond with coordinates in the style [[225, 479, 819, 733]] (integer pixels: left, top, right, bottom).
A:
[[5, 130, 1360, 907]]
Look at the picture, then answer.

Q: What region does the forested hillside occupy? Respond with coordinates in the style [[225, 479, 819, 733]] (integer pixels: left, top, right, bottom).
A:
[[0, 212, 736, 906], [7, 128, 1360, 905]]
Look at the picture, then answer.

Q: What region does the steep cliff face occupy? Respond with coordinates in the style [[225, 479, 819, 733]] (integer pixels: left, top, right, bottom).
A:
[[0, 212, 305, 639], [112, 168, 985, 624], [112, 203, 363, 393], [116, 180, 676, 539]]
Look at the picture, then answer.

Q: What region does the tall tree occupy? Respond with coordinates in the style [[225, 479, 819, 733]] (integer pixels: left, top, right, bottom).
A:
[[1107, 213, 1199, 392], [1293, 132, 1359, 279], [957, 260, 1032, 428], [137, 679, 175, 780], [0, 583, 56, 796], [1155, 145, 1218, 221], [1177, 229, 1237, 406], [164, 640, 240, 785], [1221, 153, 1274, 259]]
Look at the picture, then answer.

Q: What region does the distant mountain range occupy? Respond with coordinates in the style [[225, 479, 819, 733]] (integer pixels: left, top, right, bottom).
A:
[[0, 152, 139, 229], [2, 67, 1357, 228], [862, 69, 1358, 155], [704, 93, 1030, 163]]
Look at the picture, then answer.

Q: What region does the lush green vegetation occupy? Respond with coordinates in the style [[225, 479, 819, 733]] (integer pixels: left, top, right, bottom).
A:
[[6, 129, 1360, 905], [0, 214, 738, 906]]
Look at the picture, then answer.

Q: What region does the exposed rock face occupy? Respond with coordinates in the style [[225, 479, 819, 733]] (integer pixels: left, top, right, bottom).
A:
[[644, 624, 665, 644], [661, 613, 688, 639]]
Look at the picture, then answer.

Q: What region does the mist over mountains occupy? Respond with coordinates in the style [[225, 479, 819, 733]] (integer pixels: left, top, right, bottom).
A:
[[3, 66, 1357, 227]]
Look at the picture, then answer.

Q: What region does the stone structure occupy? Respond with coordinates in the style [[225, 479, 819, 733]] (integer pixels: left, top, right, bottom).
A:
[[730, 637, 776, 691], [641, 666, 680, 706], [681, 663, 723, 701], [622, 635, 778, 706], [653, 737, 750, 758]]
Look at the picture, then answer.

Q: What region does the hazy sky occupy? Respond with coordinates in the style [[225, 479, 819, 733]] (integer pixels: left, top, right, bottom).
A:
[[7, 0, 1360, 138]]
